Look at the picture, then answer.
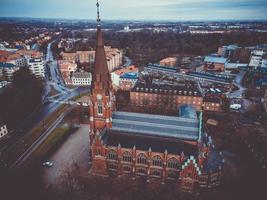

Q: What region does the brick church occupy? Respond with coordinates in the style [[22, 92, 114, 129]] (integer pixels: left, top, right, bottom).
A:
[[89, 1, 223, 192]]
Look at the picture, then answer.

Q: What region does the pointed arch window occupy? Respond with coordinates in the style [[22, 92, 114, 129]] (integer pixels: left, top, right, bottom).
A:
[[122, 151, 132, 163], [137, 153, 147, 165], [97, 101, 103, 115], [152, 155, 162, 167], [107, 149, 117, 160], [167, 157, 179, 169]]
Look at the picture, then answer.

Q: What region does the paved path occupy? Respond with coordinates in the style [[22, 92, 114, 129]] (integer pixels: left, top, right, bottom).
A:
[[42, 124, 89, 189]]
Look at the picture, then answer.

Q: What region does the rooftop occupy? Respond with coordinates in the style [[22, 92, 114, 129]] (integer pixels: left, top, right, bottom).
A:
[[103, 130, 198, 155], [0, 62, 16, 68], [72, 72, 91, 79], [132, 82, 202, 97], [120, 72, 138, 79], [204, 56, 227, 64], [110, 111, 200, 141], [187, 72, 233, 83], [179, 105, 197, 119], [146, 63, 177, 73]]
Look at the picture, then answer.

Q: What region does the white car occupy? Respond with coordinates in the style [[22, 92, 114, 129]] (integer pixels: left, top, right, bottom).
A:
[[43, 161, 53, 167], [230, 104, 242, 110]]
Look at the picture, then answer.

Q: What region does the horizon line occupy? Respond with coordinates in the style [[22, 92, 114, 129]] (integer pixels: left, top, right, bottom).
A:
[[0, 16, 267, 23]]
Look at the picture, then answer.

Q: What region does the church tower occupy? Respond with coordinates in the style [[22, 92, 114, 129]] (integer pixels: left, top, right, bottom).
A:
[[89, 0, 115, 146]]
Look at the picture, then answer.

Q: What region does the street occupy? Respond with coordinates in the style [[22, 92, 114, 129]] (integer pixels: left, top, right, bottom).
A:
[[228, 70, 246, 98], [0, 41, 90, 166]]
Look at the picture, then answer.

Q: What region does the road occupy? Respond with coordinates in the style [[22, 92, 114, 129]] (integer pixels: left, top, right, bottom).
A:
[[228, 70, 246, 98], [11, 106, 74, 168], [111, 56, 132, 72], [0, 41, 90, 167]]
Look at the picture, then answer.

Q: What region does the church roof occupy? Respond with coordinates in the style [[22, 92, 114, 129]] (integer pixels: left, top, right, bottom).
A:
[[110, 111, 199, 141], [103, 130, 198, 155]]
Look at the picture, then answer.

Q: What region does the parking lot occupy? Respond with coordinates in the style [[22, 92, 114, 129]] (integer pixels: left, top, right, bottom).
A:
[[42, 124, 89, 189]]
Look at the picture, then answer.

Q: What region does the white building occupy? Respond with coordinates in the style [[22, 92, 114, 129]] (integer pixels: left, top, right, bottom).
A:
[[0, 62, 20, 81], [111, 72, 120, 87], [249, 50, 264, 68], [0, 81, 8, 89], [0, 123, 8, 139], [26, 57, 45, 78], [261, 59, 267, 68], [71, 72, 92, 86]]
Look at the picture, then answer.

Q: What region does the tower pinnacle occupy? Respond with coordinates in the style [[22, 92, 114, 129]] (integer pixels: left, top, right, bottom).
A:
[[96, 0, 101, 25]]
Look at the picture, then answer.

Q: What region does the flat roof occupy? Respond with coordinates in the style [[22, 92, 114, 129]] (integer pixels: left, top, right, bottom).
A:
[[111, 111, 199, 141], [204, 56, 227, 64]]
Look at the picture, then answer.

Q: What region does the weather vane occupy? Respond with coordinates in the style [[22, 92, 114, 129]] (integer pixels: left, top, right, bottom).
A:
[[96, 0, 101, 25]]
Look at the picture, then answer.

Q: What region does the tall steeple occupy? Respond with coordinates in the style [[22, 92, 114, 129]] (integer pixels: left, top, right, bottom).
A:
[[92, 0, 111, 95], [89, 0, 114, 148]]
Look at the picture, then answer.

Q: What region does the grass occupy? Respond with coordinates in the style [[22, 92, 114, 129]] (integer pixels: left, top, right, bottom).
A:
[[2, 104, 69, 167]]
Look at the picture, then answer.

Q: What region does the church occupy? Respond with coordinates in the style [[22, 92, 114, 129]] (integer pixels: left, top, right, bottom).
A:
[[88, 1, 223, 192]]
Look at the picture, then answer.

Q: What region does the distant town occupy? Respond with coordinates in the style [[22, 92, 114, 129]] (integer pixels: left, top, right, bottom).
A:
[[0, 16, 267, 200]]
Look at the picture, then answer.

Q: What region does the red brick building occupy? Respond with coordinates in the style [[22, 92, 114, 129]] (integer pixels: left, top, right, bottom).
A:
[[89, 19, 223, 192], [130, 83, 203, 111], [203, 93, 227, 112]]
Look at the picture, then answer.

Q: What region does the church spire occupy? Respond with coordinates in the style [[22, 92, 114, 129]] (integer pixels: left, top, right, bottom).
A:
[[96, 0, 101, 25], [92, 0, 111, 94]]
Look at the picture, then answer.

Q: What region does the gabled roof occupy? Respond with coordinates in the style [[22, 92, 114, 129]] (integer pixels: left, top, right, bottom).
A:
[[110, 111, 199, 141]]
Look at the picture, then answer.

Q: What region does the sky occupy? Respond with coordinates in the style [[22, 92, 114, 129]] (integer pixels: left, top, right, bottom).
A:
[[0, 0, 267, 21]]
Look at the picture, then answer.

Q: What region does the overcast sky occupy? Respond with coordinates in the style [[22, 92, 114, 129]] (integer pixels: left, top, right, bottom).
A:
[[0, 0, 266, 21]]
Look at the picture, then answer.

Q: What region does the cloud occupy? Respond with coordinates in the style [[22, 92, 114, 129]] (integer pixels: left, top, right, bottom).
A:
[[0, 0, 266, 20]]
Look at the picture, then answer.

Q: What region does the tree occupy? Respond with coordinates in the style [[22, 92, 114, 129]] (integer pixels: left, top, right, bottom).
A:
[[0, 68, 44, 129]]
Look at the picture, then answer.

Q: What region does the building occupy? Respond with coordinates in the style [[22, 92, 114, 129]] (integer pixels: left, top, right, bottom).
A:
[[130, 82, 203, 111], [217, 46, 227, 57], [224, 63, 247, 71], [61, 47, 122, 72], [17, 49, 43, 59], [119, 73, 139, 91], [0, 62, 20, 81], [204, 56, 227, 72], [0, 121, 8, 139], [26, 57, 45, 78], [61, 52, 77, 62], [105, 46, 123, 72], [0, 80, 8, 89], [71, 72, 92, 86], [111, 65, 139, 90], [264, 89, 267, 113], [159, 57, 177, 67], [89, 5, 223, 193], [224, 45, 238, 61], [249, 50, 264, 68], [145, 63, 177, 75], [76, 51, 95, 63], [217, 45, 250, 63], [203, 96, 223, 112], [58, 60, 77, 80], [232, 47, 251, 63]]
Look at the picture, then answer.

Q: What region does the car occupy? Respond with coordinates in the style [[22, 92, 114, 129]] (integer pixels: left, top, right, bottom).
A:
[[43, 161, 53, 167]]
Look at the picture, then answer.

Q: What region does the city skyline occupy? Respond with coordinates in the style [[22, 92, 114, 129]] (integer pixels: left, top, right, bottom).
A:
[[0, 0, 267, 21]]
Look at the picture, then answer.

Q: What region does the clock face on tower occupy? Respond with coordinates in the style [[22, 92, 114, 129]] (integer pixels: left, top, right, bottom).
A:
[[96, 94, 103, 100]]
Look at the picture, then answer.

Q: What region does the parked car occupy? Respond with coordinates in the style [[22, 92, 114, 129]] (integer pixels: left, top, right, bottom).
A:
[[43, 161, 53, 167]]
